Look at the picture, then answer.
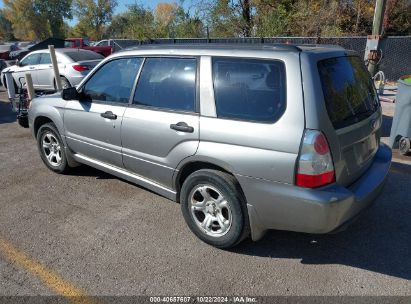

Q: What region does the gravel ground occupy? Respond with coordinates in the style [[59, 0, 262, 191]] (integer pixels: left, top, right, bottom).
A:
[[0, 86, 410, 297]]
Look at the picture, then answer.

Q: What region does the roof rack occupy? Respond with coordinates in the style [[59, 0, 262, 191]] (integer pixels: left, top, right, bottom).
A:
[[296, 43, 346, 50], [124, 42, 302, 52]]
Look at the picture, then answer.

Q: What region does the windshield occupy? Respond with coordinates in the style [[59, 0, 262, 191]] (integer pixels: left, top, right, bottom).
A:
[[318, 56, 380, 129], [65, 51, 104, 62]]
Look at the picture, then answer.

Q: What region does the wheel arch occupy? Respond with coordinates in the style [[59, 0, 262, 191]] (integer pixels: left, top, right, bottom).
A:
[[33, 116, 54, 138], [174, 158, 243, 202], [32, 114, 79, 167]]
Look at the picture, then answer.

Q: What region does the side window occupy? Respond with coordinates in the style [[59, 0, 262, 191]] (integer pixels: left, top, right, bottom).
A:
[[133, 57, 196, 112], [82, 57, 143, 103], [39, 53, 51, 64], [20, 54, 40, 67], [212, 57, 286, 123]]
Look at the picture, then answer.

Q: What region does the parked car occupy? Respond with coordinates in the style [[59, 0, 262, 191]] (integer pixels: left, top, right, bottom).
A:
[[93, 39, 110, 46], [9, 38, 67, 61], [0, 44, 19, 60], [1, 48, 103, 92], [8, 41, 36, 60], [65, 38, 113, 57], [0, 60, 7, 86], [28, 44, 391, 248]]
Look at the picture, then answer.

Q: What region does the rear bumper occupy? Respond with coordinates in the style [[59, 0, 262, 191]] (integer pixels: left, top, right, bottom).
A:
[[237, 143, 392, 241]]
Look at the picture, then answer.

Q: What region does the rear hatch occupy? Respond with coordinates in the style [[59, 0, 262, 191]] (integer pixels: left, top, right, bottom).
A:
[[317, 56, 381, 186]]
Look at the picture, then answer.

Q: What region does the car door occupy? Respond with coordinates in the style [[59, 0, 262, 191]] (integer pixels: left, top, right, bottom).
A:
[[64, 57, 143, 168], [121, 57, 200, 187], [12, 53, 40, 88], [36, 52, 54, 90]]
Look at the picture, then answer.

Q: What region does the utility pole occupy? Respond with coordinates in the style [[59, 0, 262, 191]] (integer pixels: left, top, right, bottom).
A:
[[367, 0, 387, 76]]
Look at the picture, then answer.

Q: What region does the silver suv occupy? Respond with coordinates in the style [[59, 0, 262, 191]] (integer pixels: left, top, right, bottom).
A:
[[28, 44, 392, 248]]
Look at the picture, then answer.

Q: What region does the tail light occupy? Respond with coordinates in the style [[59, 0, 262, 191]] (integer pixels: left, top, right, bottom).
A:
[[296, 129, 335, 188], [72, 65, 89, 72]]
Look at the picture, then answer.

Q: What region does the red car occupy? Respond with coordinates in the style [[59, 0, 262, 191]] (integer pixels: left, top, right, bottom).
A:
[[0, 44, 19, 60], [64, 38, 112, 57]]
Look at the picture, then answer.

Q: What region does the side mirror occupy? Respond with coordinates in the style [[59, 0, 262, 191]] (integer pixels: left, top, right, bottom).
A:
[[62, 87, 80, 100], [16, 59, 20, 67]]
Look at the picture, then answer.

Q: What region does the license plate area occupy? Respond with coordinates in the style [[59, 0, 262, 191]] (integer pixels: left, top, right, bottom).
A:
[[356, 133, 377, 164]]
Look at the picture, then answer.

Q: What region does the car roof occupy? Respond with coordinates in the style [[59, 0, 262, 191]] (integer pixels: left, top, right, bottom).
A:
[[29, 48, 99, 55], [115, 43, 356, 58], [122, 43, 348, 53]]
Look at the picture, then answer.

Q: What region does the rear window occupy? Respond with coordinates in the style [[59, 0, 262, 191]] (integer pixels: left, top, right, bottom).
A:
[[64, 51, 104, 62], [318, 56, 379, 129], [212, 57, 286, 123]]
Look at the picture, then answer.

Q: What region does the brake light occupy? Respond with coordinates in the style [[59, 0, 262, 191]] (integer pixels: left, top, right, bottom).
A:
[[72, 65, 89, 72], [296, 130, 335, 188]]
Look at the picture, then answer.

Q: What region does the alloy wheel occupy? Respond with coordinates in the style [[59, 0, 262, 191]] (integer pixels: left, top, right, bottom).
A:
[[189, 184, 232, 237], [41, 132, 62, 167]]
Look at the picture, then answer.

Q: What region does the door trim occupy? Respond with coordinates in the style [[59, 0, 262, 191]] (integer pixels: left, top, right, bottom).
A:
[[73, 153, 177, 201]]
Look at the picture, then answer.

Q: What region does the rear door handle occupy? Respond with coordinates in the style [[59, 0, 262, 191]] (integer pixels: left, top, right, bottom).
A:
[[170, 122, 194, 133], [100, 111, 117, 120]]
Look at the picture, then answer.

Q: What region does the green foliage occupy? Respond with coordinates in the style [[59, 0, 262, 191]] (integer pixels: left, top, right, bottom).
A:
[[173, 7, 204, 38], [1, 0, 410, 41], [125, 3, 156, 39], [106, 2, 204, 40], [202, 0, 253, 37], [0, 9, 15, 41], [33, 0, 72, 38], [255, 3, 293, 37], [73, 0, 118, 40], [384, 0, 411, 35], [3, 0, 50, 40]]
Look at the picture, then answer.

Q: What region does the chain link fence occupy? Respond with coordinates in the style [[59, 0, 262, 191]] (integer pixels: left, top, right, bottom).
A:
[[133, 36, 411, 81]]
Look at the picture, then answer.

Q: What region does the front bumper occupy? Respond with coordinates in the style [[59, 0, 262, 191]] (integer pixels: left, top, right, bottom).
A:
[[237, 143, 392, 241]]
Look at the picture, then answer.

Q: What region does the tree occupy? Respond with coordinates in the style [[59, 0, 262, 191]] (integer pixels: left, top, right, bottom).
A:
[[253, 0, 295, 37], [33, 0, 73, 38], [106, 13, 131, 38], [154, 2, 178, 37], [153, 2, 204, 38], [0, 9, 15, 41], [124, 3, 156, 40], [173, 6, 204, 38], [73, 0, 118, 40], [3, 0, 49, 40], [290, 0, 342, 37], [384, 0, 411, 35], [3, 0, 72, 40]]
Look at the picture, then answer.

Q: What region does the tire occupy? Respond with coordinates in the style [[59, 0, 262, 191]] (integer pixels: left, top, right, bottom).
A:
[[399, 137, 410, 156], [17, 116, 29, 128], [180, 169, 250, 248], [3, 76, 18, 93], [60, 77, 71, 89], [37, 123, 70, 173], [55, 77, 71, 90]]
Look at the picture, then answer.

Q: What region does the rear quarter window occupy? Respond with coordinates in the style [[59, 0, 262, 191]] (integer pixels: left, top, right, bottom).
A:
[[212, 57, 286, 123]]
